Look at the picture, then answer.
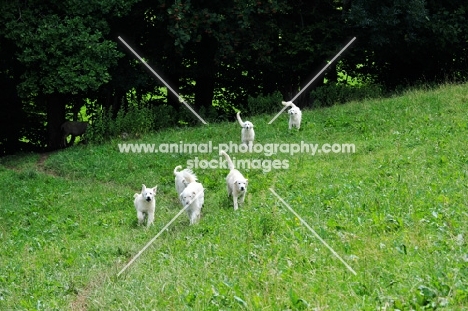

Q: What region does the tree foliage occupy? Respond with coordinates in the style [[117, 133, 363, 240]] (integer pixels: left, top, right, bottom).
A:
[[0, 0, 139, 151], [344, 0, 468, 87], [3, 1, 138, 96], [0, 0, 467, 154]]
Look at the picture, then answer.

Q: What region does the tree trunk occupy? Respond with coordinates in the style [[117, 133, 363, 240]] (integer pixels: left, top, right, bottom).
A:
[[194, 36, 218, 111], [46, 93, 66, 150], [165, 71, 180, 111]]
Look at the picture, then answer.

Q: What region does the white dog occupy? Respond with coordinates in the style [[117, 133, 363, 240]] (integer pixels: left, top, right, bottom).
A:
[[220, 150, 248, 210], [133, 184, 158, 227], [173, 165, 197, 196], [282, 101, 302, 129], [236, 112, 255, 147], [179, 172, 204, 225]]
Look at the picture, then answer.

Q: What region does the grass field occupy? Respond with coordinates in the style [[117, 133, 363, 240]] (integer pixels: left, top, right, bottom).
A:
[[1, 83, 468, 310]]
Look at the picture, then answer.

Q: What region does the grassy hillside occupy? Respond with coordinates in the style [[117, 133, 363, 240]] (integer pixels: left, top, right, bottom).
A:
[[1, 83, 467, 310]]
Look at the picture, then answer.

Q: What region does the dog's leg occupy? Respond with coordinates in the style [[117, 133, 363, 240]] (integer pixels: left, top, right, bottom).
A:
[[241, 133, 247, 145], [147, 210, 154, 227], [62, 134, 69, 148], [187, 206, 195, 225], [239, 191, 246, 205], [190, 212, 198, 225], [191, 208, 200, 225], [137, 211, 145, 225], [190, 211, 195, 225], [233, 195, 239, 210]]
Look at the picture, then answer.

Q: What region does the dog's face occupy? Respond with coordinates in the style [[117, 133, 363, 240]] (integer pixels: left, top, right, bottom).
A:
[[180, 191, 196, 206], [243, 121, 254, 130], [141, 184, 157, 202], [234, 179, 248, 192], [288, 107, 300, 116]]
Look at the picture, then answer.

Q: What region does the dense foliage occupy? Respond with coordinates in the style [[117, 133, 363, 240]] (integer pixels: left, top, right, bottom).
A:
[[0, 0, 467, 154], [344, 0, 468, 87], [0, 0, 140, 151]]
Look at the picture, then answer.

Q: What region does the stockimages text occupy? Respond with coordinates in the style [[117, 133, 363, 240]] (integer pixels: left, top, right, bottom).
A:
[[187, 156, 289, 173]]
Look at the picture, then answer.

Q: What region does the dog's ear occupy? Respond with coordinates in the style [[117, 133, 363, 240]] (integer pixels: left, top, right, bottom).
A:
[[153, 186, 157, 193], [245, 179, 248, 185], [141, 184, 146, 192]]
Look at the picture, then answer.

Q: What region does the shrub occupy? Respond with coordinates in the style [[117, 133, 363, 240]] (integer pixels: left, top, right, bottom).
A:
[[152, 104, 178, 130], [247, 91, 284, 115], [86, 104, 156, 143], [85, 107, 113, 144], [310, 83, 384, 108]]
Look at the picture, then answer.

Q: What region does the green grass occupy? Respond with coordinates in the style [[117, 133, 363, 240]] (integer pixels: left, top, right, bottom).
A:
[[1, 83, 468, 310]]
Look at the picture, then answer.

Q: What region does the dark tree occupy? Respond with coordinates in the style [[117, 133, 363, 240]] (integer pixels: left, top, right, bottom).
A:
[[344, 0, 468, 88], [0, 0, 139, 151]]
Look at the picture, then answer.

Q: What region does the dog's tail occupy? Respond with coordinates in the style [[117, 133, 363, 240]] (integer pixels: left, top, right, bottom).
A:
[[220, 150, 235, 170], [282, 101, 297, 108], [236, 112, 244, 127], [181, 169, 197, 183], [173, 165, 182, 175], [175, 165, 197, 183]]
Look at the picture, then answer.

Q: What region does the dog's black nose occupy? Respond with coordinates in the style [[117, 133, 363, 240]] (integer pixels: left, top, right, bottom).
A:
[[146, 197, 151, 202], [240, 187, 245, 191]]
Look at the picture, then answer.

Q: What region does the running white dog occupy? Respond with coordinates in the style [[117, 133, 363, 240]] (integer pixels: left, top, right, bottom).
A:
[[282, 101, 302, 129], [173, 165, 197, 196], [220, 150, 248, 210], [133, 184, 158, 227], [236, 112, 255, 147], [179, 172, 204, 225]]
